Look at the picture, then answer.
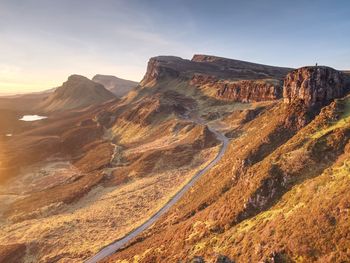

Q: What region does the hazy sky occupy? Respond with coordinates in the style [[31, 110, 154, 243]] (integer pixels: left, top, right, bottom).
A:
[[0, 0, 349, 94]]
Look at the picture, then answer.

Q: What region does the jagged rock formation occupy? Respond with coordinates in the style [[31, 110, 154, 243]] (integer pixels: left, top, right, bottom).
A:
[[283, 66, 345, 108], [92, 74, 138, 98], [39, 75, 116, 112], [141, 55, 291, 103], [140, 56, 183, 86], [190, 74, 282, 102]]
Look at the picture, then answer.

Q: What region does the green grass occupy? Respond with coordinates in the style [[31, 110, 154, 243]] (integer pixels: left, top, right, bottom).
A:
[[312, 97, 350, 139]]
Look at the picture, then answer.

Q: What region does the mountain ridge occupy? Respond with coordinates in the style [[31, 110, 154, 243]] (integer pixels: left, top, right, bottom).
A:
[[92, 74, 138, 98], [1, 54, 350, 263], [38, 74, 116, 112]]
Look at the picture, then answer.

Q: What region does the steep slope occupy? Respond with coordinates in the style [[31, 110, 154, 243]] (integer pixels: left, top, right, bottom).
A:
[[104, 66, 350, 263], [92, 74, 138, 97], [3, 54, 344, 263], [141, 54, 292, 103], [39, 75, 116, 112], [0, 56, 234, 262]]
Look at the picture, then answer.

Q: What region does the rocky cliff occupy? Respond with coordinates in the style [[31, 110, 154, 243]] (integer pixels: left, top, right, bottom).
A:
[[140, 55, 292, 103], [191, 54, 291, 80], [283, 66, 345, 108], [190, 74, 282, 102], [140, 56, 183, 86]]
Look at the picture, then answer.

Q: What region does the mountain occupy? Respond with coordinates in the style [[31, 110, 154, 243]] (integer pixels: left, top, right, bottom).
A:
[[39, 74, 116, 112], [142, 54, 292, 85], [92, 74, 138, 97], [141, 54, 292, 102], [1, 55, 350, 263], [104, 64, 350, 263]]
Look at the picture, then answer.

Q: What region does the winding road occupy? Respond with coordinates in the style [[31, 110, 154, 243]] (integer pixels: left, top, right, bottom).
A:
[[85, 124, 229, 263]]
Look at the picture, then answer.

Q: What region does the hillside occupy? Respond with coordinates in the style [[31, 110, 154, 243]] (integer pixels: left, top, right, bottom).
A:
[[102, 65, 350, 262], [39, 75, 116, 112], [1, 55, 349, 263], [0, 54, 287, 262], [92, 74, 138, 98], [0, 92, 49, 112], [141, 54, 292, 103]]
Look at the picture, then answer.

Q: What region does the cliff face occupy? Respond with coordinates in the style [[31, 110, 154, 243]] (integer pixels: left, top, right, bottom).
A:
[[283, 66, 345, 108], [140, 54, 292, 103], [140, 56, 183, 86], [190, 74, 282, 102]]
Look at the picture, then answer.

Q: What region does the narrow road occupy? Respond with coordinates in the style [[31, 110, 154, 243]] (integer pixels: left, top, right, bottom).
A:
[[85, 125, 229, 263]]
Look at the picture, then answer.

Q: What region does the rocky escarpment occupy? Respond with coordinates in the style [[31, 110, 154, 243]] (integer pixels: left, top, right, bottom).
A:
[[140, 55, 291, 103], [190, 74, 282, 102], [282, 66, 346, 130], [140, 55, 292, 100], [283, 66, 345, 108], [191, 54, 291, 80], [140, 56, 183, 86]]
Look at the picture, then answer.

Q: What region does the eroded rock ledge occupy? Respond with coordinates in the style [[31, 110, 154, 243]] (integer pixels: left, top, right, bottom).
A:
[[190, 74, 282, 102], [140, 55, 292, 103], [283, 66, 345, 108]]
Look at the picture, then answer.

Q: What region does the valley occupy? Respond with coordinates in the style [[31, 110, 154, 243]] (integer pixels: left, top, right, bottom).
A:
[[0, 55, 349, 263]]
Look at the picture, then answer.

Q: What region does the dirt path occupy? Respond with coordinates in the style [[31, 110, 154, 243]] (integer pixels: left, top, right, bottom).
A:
[[85, 125, 229, 263]]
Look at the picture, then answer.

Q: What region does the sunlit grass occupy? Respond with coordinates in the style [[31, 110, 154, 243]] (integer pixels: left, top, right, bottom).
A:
[[312, 97, 350, 139]]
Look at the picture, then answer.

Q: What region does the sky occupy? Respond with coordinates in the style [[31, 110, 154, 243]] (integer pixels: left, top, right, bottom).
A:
[[0, 0, 349, 94]]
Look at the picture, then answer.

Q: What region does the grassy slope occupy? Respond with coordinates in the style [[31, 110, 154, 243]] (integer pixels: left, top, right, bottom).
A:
[[107, 96, 350, 263], [189, 96, 350, 262], [0, 80, 228, 262]]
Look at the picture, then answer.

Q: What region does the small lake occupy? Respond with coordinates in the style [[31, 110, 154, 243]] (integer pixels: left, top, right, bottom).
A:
[[19, 115, 48, 121]]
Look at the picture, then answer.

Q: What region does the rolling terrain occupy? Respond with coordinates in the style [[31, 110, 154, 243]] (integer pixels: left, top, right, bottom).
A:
[[0, 55, 349, 263], [103, 65, 350, 262]]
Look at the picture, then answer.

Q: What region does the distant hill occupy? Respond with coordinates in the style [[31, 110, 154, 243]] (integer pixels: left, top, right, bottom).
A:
[[92, 74, 138, 98], [39, 74, 116, 112], [0, 92, 49, 112]]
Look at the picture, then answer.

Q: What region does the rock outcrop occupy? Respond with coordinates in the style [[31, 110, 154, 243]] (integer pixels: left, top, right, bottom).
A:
[[191, 54, 291, 80], [140, 55, 292, 103], [140, 56, 183, 86], [190, 74, 282, 102], [140, 55, 292, 90], [283, 66, 345, 108]]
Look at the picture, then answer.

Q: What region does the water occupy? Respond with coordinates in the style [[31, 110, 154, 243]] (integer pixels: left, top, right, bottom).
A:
[[19, 115, 47, 121]]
